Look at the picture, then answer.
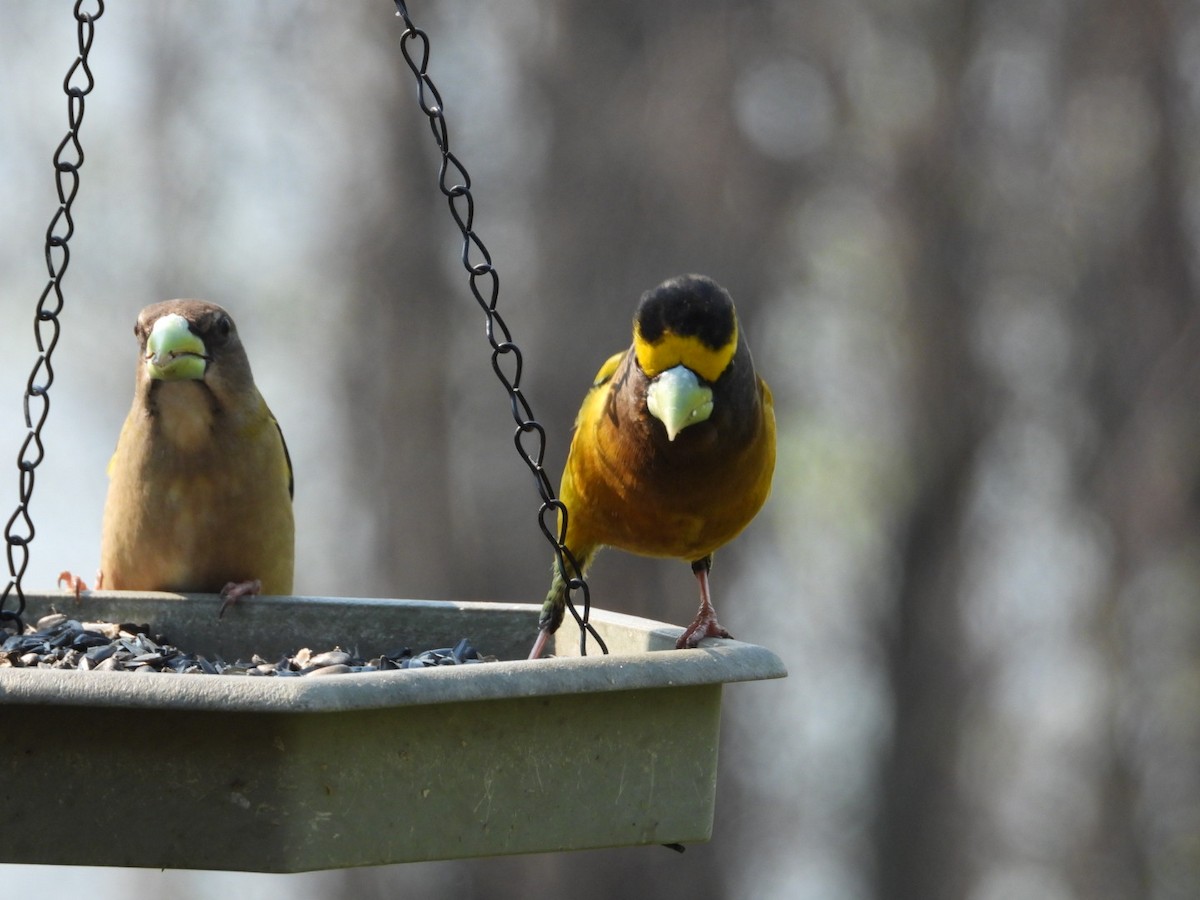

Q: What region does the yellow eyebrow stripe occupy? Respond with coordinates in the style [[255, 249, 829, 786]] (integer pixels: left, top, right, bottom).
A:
[[633, 326, 737, 382]]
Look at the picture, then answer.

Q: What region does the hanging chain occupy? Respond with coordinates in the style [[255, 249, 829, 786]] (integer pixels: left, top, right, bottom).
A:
[[1, 0, 105, 630], [391, 1, 606, 656]]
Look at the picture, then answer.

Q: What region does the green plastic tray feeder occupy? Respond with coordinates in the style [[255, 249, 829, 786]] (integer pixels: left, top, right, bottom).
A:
[[0, 592, 786, 872]]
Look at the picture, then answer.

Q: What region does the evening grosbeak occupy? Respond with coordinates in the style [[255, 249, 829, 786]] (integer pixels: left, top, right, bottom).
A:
[[96, 300, 294, 608], [531, 275, 775, 657]]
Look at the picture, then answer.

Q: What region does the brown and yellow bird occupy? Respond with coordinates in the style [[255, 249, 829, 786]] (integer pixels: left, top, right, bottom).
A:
[[530, 275, 775, 658], [96, 300, 294, 609]]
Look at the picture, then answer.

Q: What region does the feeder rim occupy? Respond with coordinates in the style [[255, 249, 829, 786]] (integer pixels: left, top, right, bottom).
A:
[[0, 593, 786, 713]]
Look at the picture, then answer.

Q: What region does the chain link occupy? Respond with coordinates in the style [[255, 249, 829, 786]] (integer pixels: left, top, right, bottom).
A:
[[392, 1, 606, 656], [1, 0, 105, 629]]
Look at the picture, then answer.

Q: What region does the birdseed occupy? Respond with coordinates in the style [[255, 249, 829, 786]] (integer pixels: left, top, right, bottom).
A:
[[0, 612, 496, 675]]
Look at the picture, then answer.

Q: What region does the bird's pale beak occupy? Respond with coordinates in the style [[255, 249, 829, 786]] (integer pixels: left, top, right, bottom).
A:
[[146, 313, 207, 381], [646, 364, 713, 441]]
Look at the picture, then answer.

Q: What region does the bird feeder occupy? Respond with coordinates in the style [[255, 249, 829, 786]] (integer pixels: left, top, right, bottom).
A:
[[0, 1, 787, 873], [1, 591, 785, 871]]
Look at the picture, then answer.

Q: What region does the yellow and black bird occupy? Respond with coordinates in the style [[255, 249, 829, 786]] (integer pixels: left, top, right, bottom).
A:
[[530, 274, 775, 658], [96, 300, 294, 609]]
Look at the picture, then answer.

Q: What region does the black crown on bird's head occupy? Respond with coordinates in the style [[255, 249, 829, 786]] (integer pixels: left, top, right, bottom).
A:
[[634, 275, 737, 351]]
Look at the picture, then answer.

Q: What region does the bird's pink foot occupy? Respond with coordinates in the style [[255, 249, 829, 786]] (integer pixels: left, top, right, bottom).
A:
[[218, 579, 262, 618], [675, 609, 732, 649], [677, 555, 732, 649], [528, 628, 552, 660], [57, 571, 88, 603]]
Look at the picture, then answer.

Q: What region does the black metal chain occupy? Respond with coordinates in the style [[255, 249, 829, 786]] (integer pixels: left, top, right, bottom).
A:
[[391, 1, 606, 656], [1, 0, 105, 630]]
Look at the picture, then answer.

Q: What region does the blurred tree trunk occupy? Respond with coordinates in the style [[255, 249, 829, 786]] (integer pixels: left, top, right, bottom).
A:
[[870, 5, 981, 897], [336, 4, 457, 600], [1086, 2, 1200, 896], [872, 64, 982, 900]]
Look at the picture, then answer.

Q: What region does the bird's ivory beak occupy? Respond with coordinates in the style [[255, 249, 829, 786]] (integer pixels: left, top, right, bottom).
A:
[[146, 313, 207, 381], [646, 364, 713, 441]]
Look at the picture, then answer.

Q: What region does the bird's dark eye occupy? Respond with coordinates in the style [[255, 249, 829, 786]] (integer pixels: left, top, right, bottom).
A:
[[215, 314, 233, 340]]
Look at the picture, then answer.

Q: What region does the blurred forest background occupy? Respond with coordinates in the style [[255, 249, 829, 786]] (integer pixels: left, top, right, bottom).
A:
[[2, 1, 1199, 898]]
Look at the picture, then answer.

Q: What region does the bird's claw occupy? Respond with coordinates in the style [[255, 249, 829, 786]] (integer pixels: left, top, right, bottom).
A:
[[218, 579, 262, 618], [675, 614, 732, 650], [57, 571, 89, 603]]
